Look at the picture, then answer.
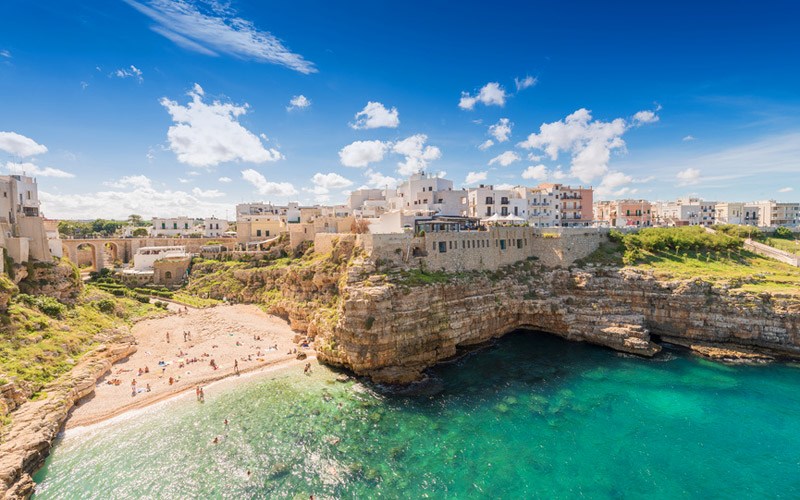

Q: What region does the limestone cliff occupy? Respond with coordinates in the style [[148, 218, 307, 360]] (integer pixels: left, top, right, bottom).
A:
[[16, 260, 82, 304], [0, 330, 137, 499], [315, 260, 800, 383]]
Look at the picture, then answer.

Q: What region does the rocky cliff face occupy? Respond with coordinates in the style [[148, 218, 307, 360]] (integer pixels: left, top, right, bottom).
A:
[[315, 261, 800, 383], [0, 330, 137, 498], [16, 261, 82, 304]]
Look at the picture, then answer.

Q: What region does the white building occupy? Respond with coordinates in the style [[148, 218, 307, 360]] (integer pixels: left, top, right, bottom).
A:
[[151, 217, 197, 237], [128, 246, 188, 272], [386, 172, 467, 216], [714, 202, 761, 226], [203, 217, 229, 237], [751, 200, 800, 227], [653, 198, 717, 226], [0, 174, 52, 263]]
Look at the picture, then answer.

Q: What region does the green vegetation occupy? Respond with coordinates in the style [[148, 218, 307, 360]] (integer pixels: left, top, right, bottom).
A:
[[58, 219, 127, 238], [170, 292, 220, 308], [0, 286, 161, 396], [764, 237, 800, 256], [391, 268, 455, 286], [774, 226, 794, 239], [587, 226, 800, 295]]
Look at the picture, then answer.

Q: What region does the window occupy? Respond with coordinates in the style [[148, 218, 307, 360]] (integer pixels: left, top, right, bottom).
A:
[[164, 271, 172, 279], [500, 239, 506, 250], [486, 197, 493, 205], [517, 239, 523, 249], [161, 222, 166, 229], [173, 223, 178, 229], [438, 241, 447, 253], [256, 229, 262, 237], [184, 223, 189, 229], [266, 231, 270, 237]]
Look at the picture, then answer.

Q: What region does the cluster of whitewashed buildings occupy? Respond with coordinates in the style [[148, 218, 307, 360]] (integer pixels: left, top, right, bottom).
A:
[[592, 197, 799, 229], [1, 172, 797, 277]]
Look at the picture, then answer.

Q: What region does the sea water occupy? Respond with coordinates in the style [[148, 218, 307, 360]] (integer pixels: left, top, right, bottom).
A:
[[33, 332, 800, 498]]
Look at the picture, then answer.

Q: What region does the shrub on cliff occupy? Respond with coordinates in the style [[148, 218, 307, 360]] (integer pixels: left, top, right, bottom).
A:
[[14, 294, 66, 319], [623, 226, 741, 254]]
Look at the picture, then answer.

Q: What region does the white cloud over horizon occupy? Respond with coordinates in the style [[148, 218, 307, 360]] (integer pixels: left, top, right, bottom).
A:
[[123, 0, 316, 74], [241, 168, 297, 197], [478, 139, 494, 151], [676, 167, 701, 186], [350, 101, 400, 129], [6, 161, 74, 178], [160, 83, 282, 168], [40, 176, 231, 219], [518, 107, 658, 184], [464, 171, 488, 185]]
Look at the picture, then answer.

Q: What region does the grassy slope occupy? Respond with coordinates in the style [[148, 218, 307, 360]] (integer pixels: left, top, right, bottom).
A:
[[581, 227, 800, 296], [764, 237, 800, 256], [0, 285, 160, 392]]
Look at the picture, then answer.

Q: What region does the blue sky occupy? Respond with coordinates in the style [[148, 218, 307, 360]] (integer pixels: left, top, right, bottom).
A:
[[1, 0, 798, 219]]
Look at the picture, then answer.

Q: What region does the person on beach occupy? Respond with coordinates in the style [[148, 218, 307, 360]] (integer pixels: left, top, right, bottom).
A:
[[195, 385, 201, 401], [131, 379, 137, 397], [304, 362, 311, 374], [199, 386, 205, 402], [234, 359, 239, 375], [166, 332, 170, 344], [224, 418, 228, 427], [146, 383, 151, 392]]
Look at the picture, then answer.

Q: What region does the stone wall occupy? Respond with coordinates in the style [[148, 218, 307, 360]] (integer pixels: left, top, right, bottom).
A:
[[363, 227, 607, 271], [153, 257, 191, 288], [744, 239, 799, 267], [313, 233, 356, 255]]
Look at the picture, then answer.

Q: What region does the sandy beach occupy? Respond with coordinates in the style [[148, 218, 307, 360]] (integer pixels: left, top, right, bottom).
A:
[[66, 303, 314, 429]]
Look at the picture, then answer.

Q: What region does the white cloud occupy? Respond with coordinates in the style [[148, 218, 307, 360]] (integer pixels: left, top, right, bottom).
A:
[[241, 169, 297, 197], [364, 169, 398, 189], [393, 134, 442, 176], [518, 108, 638, 183], [218, 176, 232, 183], [459, 82, 506, 110], [632, 109, 659, 125], [464, 171, 488, 185], [0, 132, 48, 157], [0, 49, 11, 58], [489, 118, 512, 142], [6, 161, 74, 178], [488, 150, 520, 167], [113, 65, 143, 83], [676, 167, 701, 186], [192, 187, 225, 198], [287, 95, 311, 111], [339, 140, 388, 168], [123, 0, 316, 74], [495, 183, 516, 191], [521, 164, 549, 181], [160, 83, 282, 168], [478, 139, 494, 151], [178, 178, 191, 183], [515, 75, 537, 91], [778, 187, 793, 193], [40, 184, 230, 219], [682, 135, 696, 142], [350, 101, 400, 129], [104, 175, 153, 189], [595, 171, 635, 198], [311, 172, 353, 194]]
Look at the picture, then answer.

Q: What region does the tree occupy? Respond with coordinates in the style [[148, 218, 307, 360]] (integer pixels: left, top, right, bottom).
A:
[[775, 226, 793, 239], [128, 214, 147, 227], [132, 227, 149, 237]]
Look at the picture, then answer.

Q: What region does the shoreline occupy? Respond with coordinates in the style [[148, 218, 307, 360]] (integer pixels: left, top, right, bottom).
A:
[[65, 354, 317, 431]]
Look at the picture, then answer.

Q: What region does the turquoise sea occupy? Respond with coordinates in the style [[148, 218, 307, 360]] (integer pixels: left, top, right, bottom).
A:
[[33, 332, 800, 499]]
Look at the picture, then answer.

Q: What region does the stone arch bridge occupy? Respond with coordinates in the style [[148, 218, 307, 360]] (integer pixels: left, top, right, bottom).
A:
[[61, 237, 238, 271]]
